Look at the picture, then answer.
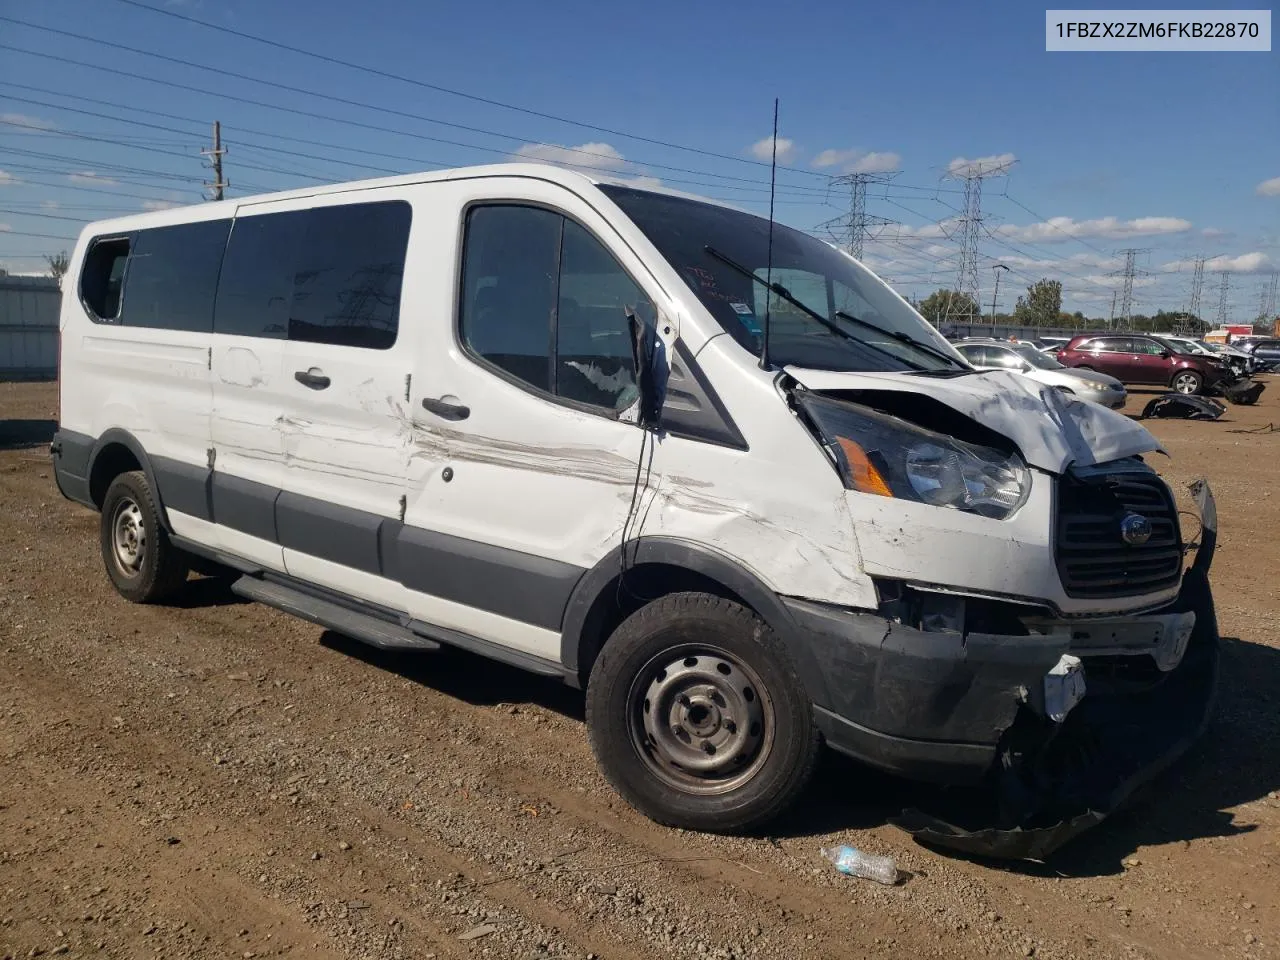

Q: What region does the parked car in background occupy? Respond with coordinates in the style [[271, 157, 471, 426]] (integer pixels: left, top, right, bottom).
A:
[[1247, 338, 1280, 371], [1057, 334, 1230, 395], [1161, 335, 1252, 377], [1033, 336, 1071, 352], [955, 339, 1127, 408]]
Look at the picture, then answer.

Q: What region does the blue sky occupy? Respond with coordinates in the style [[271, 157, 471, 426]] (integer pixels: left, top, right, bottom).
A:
[[0, 0, 1276, 320]]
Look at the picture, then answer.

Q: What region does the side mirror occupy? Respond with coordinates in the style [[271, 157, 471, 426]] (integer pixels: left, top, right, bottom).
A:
[[1158, 350, 1171, 358], [627, 304, 670, 430]]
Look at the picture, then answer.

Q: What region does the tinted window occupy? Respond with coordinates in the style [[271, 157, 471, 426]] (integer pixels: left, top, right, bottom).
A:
[[1132, 338, 1166, 355], [987, 347, 1025, 368], [556, 219, 641, 409], [120, 220, 230, 332], [957, 345, 991, 366], [214, 211, 307, 338], [289, 201, 410, 350], [460, 205, 640, 411], [1087, 337, 1131, 353], [80, 237, 130, 322], [460, 205, 559, 392]]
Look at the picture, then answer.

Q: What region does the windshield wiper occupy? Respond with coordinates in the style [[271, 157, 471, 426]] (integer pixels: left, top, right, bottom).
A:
[[831, 310, 967, 370], [703, 246, 927, 372]]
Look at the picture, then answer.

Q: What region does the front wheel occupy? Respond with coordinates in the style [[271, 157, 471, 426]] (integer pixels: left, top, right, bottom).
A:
[[586, 592, 820, 832], [1172, 370, 1203, 395]]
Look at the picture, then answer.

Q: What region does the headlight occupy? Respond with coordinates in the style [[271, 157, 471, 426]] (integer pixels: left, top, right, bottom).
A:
[[801, 394, 1030, 519]]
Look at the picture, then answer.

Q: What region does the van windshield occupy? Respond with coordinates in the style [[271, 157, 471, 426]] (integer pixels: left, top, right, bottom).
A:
[[599, 185, 962, 374]]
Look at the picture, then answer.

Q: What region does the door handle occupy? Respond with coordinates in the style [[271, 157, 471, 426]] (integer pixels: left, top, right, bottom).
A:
[[294, 369, 331, 390], [421, 396, 470, 421]]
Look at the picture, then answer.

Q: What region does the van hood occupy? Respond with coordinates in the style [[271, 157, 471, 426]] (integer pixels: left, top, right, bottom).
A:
[[785, 366, 1162, 474]]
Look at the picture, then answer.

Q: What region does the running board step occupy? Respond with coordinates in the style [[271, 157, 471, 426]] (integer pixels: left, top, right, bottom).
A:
[[231, 575, 440, 652]]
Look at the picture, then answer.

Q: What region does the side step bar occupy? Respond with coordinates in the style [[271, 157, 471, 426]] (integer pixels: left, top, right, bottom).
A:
[[231, 575, 440, 652]]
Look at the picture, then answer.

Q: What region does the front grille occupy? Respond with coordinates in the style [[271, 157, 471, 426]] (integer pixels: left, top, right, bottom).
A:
[[1056, 470, 1183, 598]]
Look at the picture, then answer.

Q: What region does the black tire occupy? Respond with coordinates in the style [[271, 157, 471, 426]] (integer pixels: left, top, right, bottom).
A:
[[99, 470, 189, 603], [1172, 370, 1203, 395], [586, 592, 820, 832]]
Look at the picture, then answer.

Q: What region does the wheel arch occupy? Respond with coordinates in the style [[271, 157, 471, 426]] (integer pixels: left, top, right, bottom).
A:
[[87, 429, 170, 530], [559, 537, 831, 709]]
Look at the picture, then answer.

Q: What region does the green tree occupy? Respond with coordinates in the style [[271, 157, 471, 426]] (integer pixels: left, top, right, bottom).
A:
[[917, 288, 980, 324], [1013, 278, 1062, 327]]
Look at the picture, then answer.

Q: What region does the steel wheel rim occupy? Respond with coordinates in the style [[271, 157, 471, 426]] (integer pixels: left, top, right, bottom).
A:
[[1174, 373, 1199, 394], [111, 496, 146, 575], [627, 645, 775, 796]]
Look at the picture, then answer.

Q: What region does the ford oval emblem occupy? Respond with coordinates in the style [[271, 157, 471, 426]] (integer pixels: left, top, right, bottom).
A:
[[1120, 512, 1153, 546]]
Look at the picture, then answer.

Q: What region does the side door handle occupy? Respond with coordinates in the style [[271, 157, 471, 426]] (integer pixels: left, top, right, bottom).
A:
[[294, 369, 331, 390], [421, 396, 470, 421]]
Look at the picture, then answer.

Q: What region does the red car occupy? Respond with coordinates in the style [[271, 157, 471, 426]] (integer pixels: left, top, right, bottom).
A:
[[1057, 334, 1229, 395]]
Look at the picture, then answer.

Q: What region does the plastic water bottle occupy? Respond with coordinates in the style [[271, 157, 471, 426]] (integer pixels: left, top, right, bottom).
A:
[[820, 845, 899, 885]]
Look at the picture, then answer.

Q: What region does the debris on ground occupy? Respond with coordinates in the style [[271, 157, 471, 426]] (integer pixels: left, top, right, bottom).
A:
[[1223, 379, 1266, 405], [1141, 393, 1226, 420], [820, 846, 899, 885]]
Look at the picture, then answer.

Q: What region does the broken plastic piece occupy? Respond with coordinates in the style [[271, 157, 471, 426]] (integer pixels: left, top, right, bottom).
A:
[[820, 845, 899, 885], [1043, 654, 1086, 722], [1223, 379, 1265, 405], [1140, 393, 1225, 420]]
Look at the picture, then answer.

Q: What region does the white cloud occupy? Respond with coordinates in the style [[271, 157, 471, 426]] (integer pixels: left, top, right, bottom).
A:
[[1256, 177, 1280, 197], [947, 153, 1016, 177], [0, 112, 56, 131], [0, 169, 17, 185], [513, 141, 628, 172], [141, 200, 179, 211], [748, 136, 797, 165], [0, 223, 11, 232], [812, 148, 901, 174], [68, 171, 119, 186], [40, 200, 59, 210], [993, 215, 1191, 243], [1165, 252, 1273, 274], [1201, 227, 1228, 238]]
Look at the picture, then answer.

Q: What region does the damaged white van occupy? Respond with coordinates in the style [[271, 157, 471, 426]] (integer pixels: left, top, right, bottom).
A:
[[52, 164, 1218, 858]]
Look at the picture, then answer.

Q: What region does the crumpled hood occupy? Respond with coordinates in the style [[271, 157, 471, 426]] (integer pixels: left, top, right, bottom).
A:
[[785, 366, 1162, 474]]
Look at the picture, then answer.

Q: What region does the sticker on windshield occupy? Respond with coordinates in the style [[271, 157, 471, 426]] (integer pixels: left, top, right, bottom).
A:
[[729, 302, 753, 315], [738, 313, 763, 335]]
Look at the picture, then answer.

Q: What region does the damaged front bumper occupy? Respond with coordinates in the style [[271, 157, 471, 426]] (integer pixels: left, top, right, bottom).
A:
[[784, 480, 1219, 860]]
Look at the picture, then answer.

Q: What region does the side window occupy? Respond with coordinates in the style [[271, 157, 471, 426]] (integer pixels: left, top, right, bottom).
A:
[[288, 201, 411, 350], [960, 345, 991, 366], [459, 205, 641, 411], [460, 205, 559, 392], [989, 347, 1024, 369], [120, 220, 231, 332], [79, 237, 131, 322], [556, 220, 642, 410], [1092, 337, 1130, 353], [1131, 339, 1163, 355], [214, 211, 307, 339]]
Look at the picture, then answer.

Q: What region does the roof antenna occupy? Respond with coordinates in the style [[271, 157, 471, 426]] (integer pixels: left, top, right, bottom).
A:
[[760, 97, 779, 371]]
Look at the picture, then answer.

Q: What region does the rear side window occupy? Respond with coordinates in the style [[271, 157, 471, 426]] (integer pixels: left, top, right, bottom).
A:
[[215, 211, 306, 339], [459, 204, 643, 412], [80, 237, 131, 322], [987, 347, 1024, 368], [1086, 337, 1130, 353], [288, 201, 411, 350], [120, 220, 231, 332], [1131, 338, 1165, 356]]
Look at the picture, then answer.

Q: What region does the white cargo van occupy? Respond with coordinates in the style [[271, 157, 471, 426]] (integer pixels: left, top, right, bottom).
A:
[[52, 164, 1219, 857]]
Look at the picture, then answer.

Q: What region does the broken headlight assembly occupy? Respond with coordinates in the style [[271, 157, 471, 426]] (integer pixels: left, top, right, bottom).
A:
[[802, 395, 1030, 520]]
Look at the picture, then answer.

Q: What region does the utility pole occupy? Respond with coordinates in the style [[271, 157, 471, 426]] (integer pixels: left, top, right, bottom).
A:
[[990, 263, 1009, 324], [201, 120, 227, 201], [943, 157, 1013, 324], [1215, 271, 1230, 327], [817, 172, 898, 261]]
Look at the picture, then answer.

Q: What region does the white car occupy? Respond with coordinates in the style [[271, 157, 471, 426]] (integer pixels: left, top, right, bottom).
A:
[[955, 339, 1127, 408], [50, 162, 1216, 854]]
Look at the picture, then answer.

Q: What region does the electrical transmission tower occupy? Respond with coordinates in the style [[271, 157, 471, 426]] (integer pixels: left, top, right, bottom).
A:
[[1215, 271, 1230, 327], [1186, 255, 1207, 322], [201, 120, 227, 201], [943, 157, 1013, 323], [1266, 273, 1279, 318], [817, 172, 898, 260], [1111, 248, 1150, 329]]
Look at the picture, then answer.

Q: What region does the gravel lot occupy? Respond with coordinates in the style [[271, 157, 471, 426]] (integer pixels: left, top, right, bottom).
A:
[[2, 378, 1278, 960]]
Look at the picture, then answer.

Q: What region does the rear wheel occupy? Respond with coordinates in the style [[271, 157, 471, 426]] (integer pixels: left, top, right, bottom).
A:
[[1172, 370, 1203, 395], [586, 592, 820, 832], [100, 470, 190, 603]]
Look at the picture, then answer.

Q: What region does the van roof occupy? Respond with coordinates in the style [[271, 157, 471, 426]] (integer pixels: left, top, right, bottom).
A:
[[75, 162, 738, 237]]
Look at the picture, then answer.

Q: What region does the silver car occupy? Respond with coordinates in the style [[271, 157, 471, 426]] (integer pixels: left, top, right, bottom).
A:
[[956, 339, 1128, 409]]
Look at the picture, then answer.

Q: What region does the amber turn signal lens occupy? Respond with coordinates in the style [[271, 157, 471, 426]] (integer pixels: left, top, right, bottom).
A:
[[835, 437, 893, 497]]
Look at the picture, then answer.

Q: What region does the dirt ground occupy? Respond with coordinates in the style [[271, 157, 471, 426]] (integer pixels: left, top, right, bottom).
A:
[[1, 378, 1277, 960]]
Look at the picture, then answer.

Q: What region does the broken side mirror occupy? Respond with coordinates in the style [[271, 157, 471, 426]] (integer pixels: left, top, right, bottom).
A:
[[626, 303, 670, 430]]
